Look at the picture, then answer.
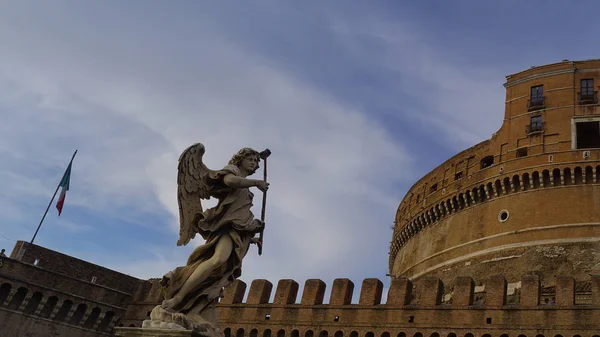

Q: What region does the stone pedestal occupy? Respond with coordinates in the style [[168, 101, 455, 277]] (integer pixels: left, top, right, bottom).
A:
[[114, 327, 209, 337]]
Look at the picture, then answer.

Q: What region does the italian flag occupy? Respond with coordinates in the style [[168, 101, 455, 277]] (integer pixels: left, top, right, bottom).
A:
[[56, 163, 72, 216]]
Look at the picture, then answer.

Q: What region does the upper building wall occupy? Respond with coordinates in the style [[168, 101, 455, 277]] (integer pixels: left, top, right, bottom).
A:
[[391, 59, 600, 277], [9, 241, 141, 295]]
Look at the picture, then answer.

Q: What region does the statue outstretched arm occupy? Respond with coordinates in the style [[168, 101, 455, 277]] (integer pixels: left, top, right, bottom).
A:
[[223, 174, 269, 192]]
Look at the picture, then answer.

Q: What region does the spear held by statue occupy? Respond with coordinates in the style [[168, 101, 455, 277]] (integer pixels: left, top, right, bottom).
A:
[[258, 148, 271, 256]]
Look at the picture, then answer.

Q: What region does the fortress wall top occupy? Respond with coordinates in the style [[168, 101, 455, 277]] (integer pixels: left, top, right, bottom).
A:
[[218, 274, 600, 307], [9, 241, 140, 294], [0, 256, 132, 309]]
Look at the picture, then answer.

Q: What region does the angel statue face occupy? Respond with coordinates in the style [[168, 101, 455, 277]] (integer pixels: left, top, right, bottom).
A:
[[228, 147, 260, 176]]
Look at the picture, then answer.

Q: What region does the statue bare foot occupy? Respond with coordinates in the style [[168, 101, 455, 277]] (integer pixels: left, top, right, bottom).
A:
[[161, 296, 182, 312]]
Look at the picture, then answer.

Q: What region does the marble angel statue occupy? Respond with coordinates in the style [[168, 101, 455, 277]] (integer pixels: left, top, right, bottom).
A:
[[144, 143, 270, 333]]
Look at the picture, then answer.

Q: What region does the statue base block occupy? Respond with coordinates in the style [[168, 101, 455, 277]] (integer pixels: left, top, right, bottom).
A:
[[115, 327, 211, 337]]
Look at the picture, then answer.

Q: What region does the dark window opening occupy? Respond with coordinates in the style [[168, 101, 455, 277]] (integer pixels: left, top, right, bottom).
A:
[[527, 115, 544, 134], [528, 85, 545, 110], [480, 156, 494, 169], [334, 315, 339, 322], [576, 121, 600, 149], [265, 314, 270, 320], [516, 147, 528, 158], [579, 79, 597, 103], [408, 315, 415, 323], [429, 183, 438, 194], [486, 317, 492, 324], [454, 172, 463, 181]]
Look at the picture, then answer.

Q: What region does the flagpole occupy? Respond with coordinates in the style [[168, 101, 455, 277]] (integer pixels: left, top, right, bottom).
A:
[[30, 150, 78, 244]]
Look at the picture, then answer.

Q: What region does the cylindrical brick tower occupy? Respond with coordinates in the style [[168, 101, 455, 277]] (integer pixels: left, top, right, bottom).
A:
[[389, 59, 600, 287]]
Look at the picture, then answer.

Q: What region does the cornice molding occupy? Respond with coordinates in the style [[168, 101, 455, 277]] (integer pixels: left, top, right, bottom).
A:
[[504, 68, 575, 88]]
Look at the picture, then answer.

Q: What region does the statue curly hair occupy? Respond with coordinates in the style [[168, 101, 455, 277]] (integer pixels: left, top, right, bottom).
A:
[[229, 147, 260, 172]]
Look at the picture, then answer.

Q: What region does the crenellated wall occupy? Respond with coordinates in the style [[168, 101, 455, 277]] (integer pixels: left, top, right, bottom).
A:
[[218, 275, 600, 337]]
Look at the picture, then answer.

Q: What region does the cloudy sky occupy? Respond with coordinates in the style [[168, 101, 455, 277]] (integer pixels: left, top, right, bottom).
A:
[[0, 0, 598, 303]]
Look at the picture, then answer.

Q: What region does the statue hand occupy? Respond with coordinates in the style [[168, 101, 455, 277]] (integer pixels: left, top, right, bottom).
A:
[[250, 219, 265, 231], [250, 237, 263, 250], [256, 181, 269, 192]]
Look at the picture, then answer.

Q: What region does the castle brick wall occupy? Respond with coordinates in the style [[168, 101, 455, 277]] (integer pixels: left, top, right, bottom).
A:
[[217, 276, 600, 337]]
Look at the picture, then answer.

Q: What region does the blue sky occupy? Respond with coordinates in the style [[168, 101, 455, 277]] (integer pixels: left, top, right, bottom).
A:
[[0, 0, 598, 302]]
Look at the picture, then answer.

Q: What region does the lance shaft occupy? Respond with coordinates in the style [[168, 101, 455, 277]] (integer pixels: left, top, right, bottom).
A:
[[258, 149, 271, 255]]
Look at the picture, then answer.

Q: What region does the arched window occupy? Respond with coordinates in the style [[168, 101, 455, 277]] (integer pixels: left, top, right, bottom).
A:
[[479, 185, 487, 201], [306, 330, 314, 337], [542, 170, 551, 187], [349, 332, 358, 337], [585, 166, 594, 183], [277, 330, 286, 337], [512, 175, 521, 192], [464, 334, 474, 337], [522, 173, 531, 191], [264, 330, 272, 337], [319, 331, 328, 337], [292, 330, 300, 337], [53, 299, 73, 321], [397, 333, 406, 337], [68, 303, 87, 325], [503, 177, 512, 193], [8, 287, 28, 310], [574, 167, 583, 184], [381, 333, 391, 337], [24, 292, 43, 314], [553, 168, 561, 186], [0, 283, 11, 306], [447, 334, 457, 337], [224, 328, 231, 337], [365, 332, 374, 337], [564, 168, 572, 185], [532, 171, 541, 188], [250, 329, 258, 337], [82, 307, 101, 329], [236, 328, 245, 337], [430, 333, 440, 337], [97, 311, 115, 332], [494, 180, 503, 196], [40, 296, 58, 318], [414, 333, 423, 337]]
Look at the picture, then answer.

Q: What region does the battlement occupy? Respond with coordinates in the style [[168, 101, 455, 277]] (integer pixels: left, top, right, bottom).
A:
[[219, 275, 600, 307], [217, 275, 600, 337]]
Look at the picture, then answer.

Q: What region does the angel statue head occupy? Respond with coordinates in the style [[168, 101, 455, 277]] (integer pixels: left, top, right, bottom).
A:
[[229, 147, 261, 176]]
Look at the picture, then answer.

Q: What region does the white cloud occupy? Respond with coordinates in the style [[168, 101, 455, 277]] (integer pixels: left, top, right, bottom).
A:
[[0, 1, 413, 295]]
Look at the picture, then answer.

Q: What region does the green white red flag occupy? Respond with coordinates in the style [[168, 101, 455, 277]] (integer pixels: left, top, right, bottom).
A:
[[56, 162, 72, 216]]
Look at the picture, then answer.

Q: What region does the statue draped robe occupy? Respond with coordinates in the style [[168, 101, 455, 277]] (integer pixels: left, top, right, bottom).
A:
[[162, 164, 261, 315]]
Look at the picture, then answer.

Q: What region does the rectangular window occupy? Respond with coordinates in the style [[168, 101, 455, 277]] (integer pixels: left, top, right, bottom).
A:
[[580, 79, 596, 103], [429, 183, 438, 194], [454, 171, 463, 180], [516, 147, 528, 158], [581, 79, 594, 96], [575, 121, 600, 149], [530, 85, 544, 103], [528, 115, 543, 133]]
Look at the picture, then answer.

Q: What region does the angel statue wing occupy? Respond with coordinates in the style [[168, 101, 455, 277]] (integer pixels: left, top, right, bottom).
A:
[[176, 143, 212, 246]]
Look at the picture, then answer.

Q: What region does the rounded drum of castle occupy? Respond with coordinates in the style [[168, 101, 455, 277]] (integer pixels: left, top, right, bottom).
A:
[[389, 59, 600, 286]]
